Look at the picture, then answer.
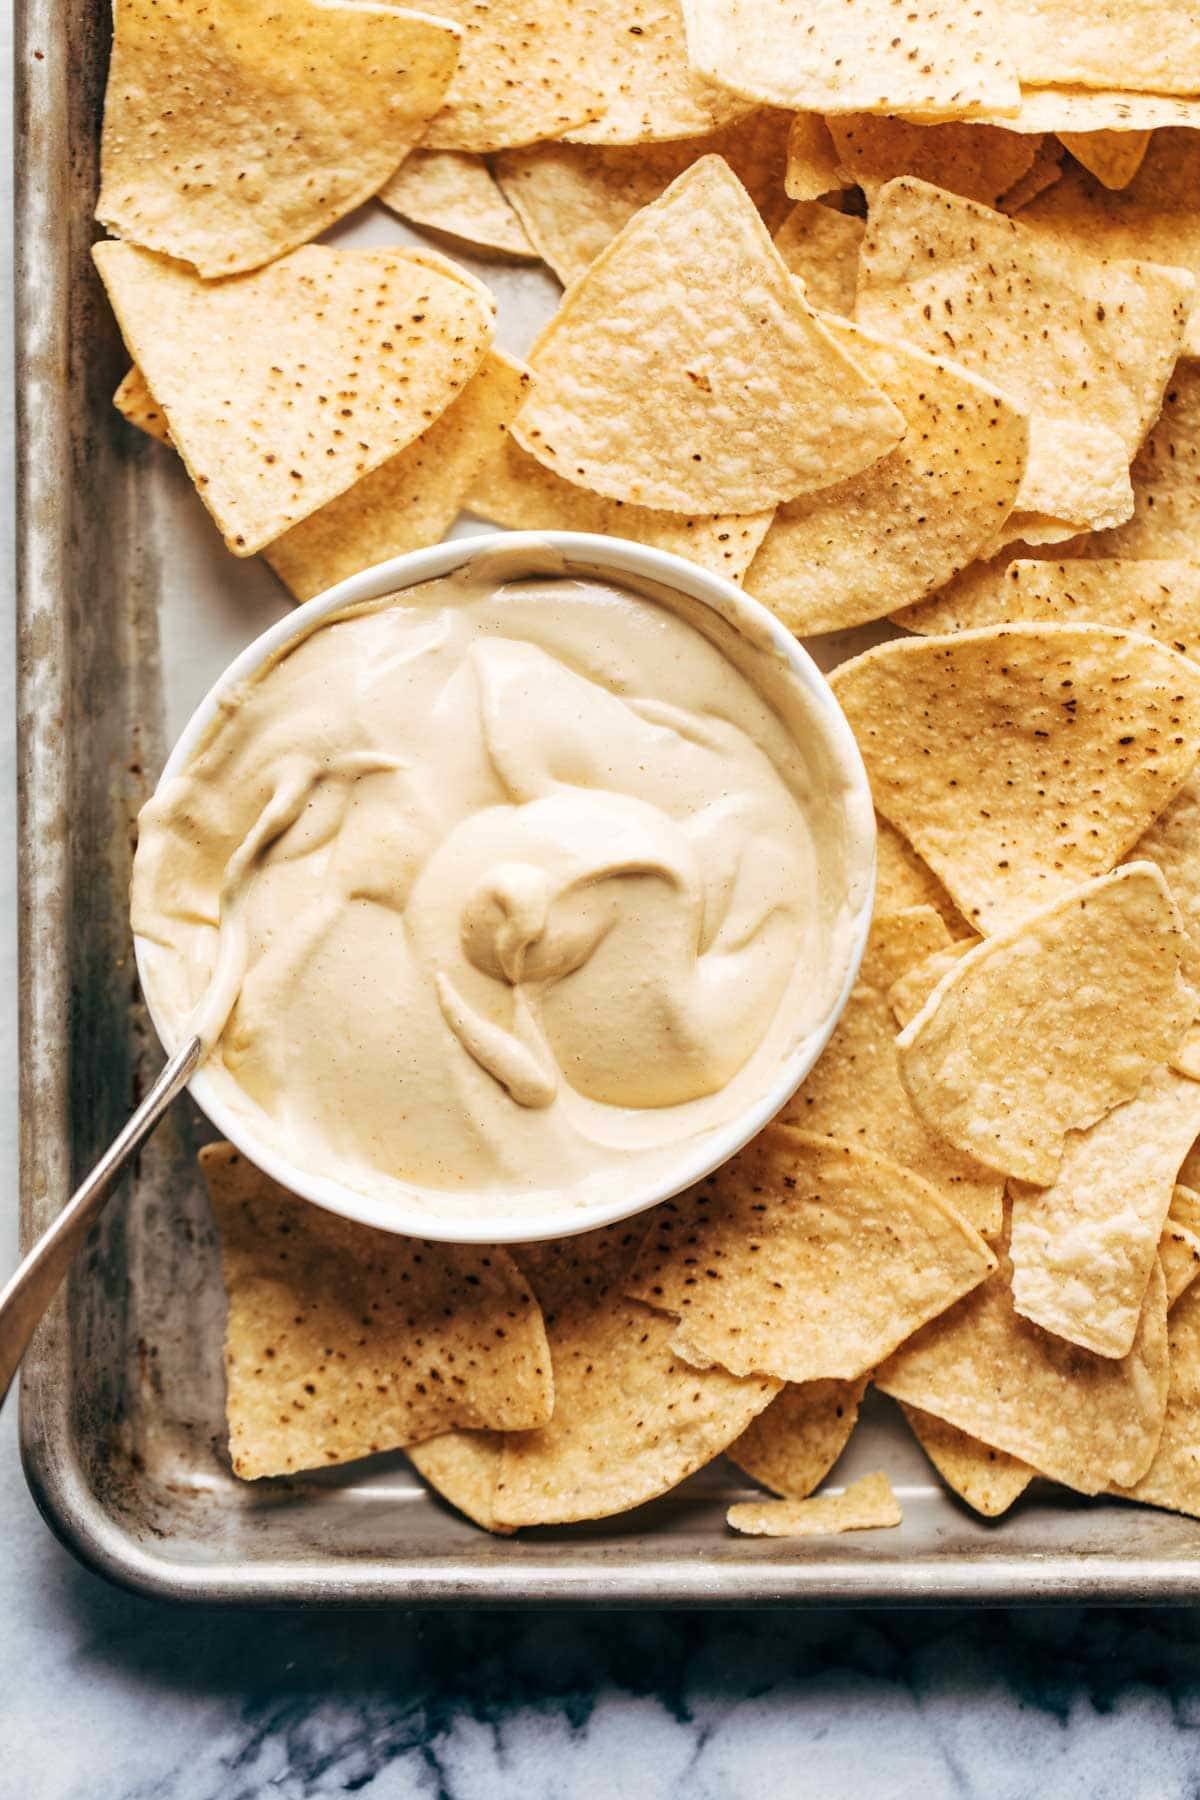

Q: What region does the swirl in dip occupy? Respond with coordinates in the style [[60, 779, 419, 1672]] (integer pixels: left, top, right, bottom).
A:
[[133, 563, 870, 1220]]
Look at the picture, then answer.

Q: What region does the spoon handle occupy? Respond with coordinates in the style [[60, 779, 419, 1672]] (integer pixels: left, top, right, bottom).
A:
[[0, 1034, 203, 1408]]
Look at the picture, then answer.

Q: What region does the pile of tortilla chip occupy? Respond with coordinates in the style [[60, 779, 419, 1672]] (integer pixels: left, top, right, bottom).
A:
[[99, 4, 1200, 1536], [94, 0, 1200, 619]]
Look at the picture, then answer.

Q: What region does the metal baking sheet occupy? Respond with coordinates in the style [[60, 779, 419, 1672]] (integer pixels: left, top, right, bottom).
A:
[[16, 0, 1200, 1606]]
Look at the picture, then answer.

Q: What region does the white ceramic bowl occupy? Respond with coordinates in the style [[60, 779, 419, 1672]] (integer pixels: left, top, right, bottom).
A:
[[136, 531, 876, 1242]]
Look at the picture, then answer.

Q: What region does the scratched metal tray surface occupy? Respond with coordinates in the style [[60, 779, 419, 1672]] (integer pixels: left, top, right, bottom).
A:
[[16, 0, 1200, 1607]]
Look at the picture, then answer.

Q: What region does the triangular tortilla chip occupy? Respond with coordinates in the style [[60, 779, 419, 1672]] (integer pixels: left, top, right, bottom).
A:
[[999, 0, 1200, 97], [492, 1224, 779, 1526], [1111, 1278, 1200, 1519], [114, 365, 170, 444], [97, 0, 460, 277], [828, 116, 1040, 206], [899, 1402, 1034, 1517], [494, 110, 793, 287], [1024, 133, 1200, 358], [379, 151, 534, 258], [873, 815, 970, 935], [264, 351, 531, 600], [201, 1142, 553, 1481], [830, 624, 1200, 934], [1059, 130, 1151, 192], [565, 0, 750, 145], [727, 1471, 901, 1537], [773, 203, 864, 317], [1010, 1065, 1200, 1357], [627, 1127, 996, 1383], [876, 1219, 1169, 1493], [857, 179, 1194, 532], [467, 433, 772, 581], [727, 1377, 867, 1499], [897, 558, 1200, 658], [679, 0, 1019, 119], [745, 317, 1028, 632], [511, 157, 903, 513], [897, 864, 1196, 1185], [784, 115, 843, 201], [408, 1431, 512, 1533], [781, 984, 1005, 1237], [422, 0, 606, 151], [93, 242, 494, 555]]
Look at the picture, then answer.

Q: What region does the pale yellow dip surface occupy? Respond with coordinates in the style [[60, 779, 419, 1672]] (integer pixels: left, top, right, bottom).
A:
[[133, 571, 865, 1218]]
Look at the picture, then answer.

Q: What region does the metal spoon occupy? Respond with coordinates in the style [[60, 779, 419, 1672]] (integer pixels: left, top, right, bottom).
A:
[[0, 1034, 203, 1408]]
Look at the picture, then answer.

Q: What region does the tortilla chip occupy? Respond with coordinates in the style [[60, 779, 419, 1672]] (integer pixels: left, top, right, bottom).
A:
[[627, 1126, 996, 1383], [1009, 1065, 1200, 1357], [492, 1224, 779, 1526], [773, 203, 864, 317], [679, 0, 1019, 119], [962, 88, 1200, 134], [744, 317, 1028, 633], [565, 0, 750, 146], [897, 558, 1200, 658], [1111, 1278, 1200, 1518], [114, 365, 169, 444], [511, 157, 902, 513], [899, 1402, 1034, 1516], [200, 1142, 553, 1481], [830, 623, 1200, 934], [784, 114, 843, 200], [1171, 1022, 1200, 1081], [379, 151, 534, 258], [93, 242, 495, 556], [1160, 1216, 1200, 1309], [998, 136, 1065, 213], [1059, 130, 1151, 192], [898, 864, 1195, 1186], [1181, 1143, 1200, 1189], [422, 0, 606, 151], [1123, 764, 1200, 994], [264, 351, 530, 600], [888, 942, 976, 1029], [1066, 366, 1200, 560], [780, 985, 1005, 1237], [1024, 133, 1200, 358], [1001, 0, 1200, 98], [727, 1377, 867, 1499], [877, 1220, 1169, 1493], [493, 109, 793, 287], [1171, 1185, 1200, 1237], [856, 179, 1195, 532], [467, 433, 772, 580], [408, 1431, 512, 1533], [96, 0, 460, 278], [828, 116, 1039, 207], [727, 1471, 902, 1537], [873, 815, 970, 935], [859, 904, 956, 995]]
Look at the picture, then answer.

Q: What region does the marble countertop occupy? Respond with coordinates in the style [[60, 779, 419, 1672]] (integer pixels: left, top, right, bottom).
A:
[[7, 12, 1200, 1797]]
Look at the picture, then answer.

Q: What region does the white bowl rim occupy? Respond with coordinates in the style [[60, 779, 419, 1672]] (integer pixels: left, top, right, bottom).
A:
[[136, 530, 876, 1242]]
